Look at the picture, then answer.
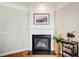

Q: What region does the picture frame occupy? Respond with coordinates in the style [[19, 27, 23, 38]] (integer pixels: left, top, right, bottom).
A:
[[33, 13, 50, 25]]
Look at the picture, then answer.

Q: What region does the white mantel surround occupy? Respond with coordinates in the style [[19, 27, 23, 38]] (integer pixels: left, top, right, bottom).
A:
[[29, 28, 55, 51], [28, 4, 55, 51]]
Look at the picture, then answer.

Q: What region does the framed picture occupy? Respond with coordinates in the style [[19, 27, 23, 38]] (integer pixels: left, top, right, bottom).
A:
[[33, 13, 50, 25]]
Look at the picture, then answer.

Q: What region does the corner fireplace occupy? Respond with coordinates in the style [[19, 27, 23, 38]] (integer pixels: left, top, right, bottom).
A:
[[32, 35, 51, 54]]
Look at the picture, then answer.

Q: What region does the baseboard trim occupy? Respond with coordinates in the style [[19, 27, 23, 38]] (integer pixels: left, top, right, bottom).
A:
[[0, 48, 27, 56]]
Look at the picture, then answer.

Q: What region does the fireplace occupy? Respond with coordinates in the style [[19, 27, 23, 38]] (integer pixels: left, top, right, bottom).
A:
[[32, 35, 51, 54]]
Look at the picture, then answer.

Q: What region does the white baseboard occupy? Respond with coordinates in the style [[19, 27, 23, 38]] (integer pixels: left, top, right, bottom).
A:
[[0, 48, 27, 56]]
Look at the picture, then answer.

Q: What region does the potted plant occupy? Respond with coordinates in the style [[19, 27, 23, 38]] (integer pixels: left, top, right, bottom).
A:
[[53, 34, 64, 56]]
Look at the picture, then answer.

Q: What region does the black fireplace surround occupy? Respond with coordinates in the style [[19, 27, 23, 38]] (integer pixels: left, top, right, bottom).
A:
[[32, 35, 51, 54]]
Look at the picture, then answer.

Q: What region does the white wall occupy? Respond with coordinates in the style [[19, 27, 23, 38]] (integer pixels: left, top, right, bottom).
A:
[[28, 4, 55, 51], [0, 3, 56, 56], [0, 5, 29, 55], [56, 3, 79, 41]]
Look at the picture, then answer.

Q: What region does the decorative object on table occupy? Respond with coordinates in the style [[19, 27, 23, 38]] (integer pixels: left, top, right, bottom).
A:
[[53, 34, 64, 56], [33, 13, 50, 25], [67, 33, 75, 42]]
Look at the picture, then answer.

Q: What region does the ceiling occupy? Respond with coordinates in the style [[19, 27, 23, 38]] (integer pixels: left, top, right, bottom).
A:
[[0, 2, 70, 11], [14, 2, 66, 8]]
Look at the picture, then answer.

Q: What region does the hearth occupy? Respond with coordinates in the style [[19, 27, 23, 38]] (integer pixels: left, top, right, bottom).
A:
[[32, 35, 51, 54]]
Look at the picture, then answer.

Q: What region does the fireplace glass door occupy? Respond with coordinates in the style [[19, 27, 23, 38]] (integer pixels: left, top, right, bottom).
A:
[[34, 38, 49, 50], [32, 35, 51, 54]]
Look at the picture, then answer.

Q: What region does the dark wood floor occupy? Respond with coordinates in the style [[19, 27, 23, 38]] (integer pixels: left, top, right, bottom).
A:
[[2, 51, 61, 57]]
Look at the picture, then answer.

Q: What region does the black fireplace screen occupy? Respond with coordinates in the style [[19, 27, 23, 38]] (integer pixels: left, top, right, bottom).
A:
[[32, 35, 51, 54]]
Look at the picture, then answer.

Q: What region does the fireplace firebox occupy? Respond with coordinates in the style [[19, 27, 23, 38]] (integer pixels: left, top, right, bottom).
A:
[[32, 35, 51, 54]]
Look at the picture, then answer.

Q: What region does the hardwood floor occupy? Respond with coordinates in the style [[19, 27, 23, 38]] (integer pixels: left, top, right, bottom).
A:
[[3, 51, 29, 57], [2, 51, 61, 57]]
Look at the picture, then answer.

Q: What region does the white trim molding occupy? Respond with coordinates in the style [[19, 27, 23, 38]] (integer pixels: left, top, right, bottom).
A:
[[0, 2, 28, 11], [54, 2, 70, 12]]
